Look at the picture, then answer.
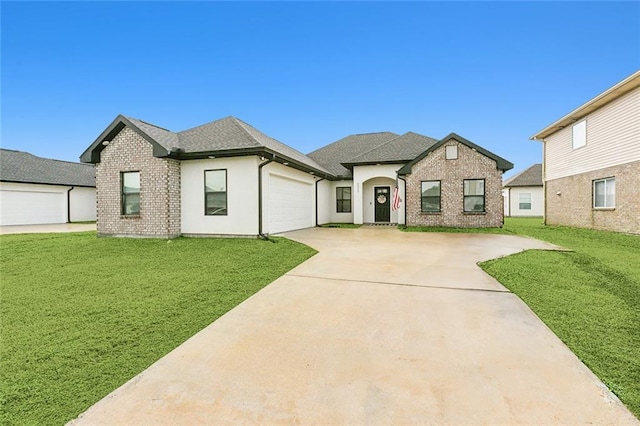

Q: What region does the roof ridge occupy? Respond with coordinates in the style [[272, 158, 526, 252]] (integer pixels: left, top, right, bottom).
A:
[[177, 116, 235, 134], [345, 133, 404, 162], [228, 116, 262, 145], [125, 116, 174, 133], [1, 148, 93, 167]]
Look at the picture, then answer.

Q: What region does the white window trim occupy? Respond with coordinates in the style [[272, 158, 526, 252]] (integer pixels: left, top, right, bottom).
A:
[[593, 177, 615, 209], [572, 119, 587, 150]]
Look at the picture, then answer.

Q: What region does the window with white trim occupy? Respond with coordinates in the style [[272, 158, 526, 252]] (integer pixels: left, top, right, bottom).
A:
[[572, 119, 586, 149], [593, 177, 615, 208], [518, 193, 531, 210]]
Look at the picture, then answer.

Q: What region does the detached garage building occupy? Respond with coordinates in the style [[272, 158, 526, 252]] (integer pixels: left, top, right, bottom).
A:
[[0, 149, 96, 226]]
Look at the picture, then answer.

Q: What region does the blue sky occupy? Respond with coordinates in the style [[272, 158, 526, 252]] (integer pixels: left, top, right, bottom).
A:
[[2, 1, 639, 177]]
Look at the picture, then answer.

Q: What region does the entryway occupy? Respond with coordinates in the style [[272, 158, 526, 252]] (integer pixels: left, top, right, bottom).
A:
[[374, 186, 391, 222]]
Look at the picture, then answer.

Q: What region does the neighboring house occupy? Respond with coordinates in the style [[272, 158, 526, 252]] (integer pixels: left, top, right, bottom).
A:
[[81, 115, 513, 238], [531, 70, 640, 234], [503, 163, 543, 217], [0, 149, 96, 225]]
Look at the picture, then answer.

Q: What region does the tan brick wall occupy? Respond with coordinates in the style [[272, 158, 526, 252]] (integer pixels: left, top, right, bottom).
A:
[[545, 160, 639, 234], [95, 127, 181, 238], [405, 142, 504, 227]]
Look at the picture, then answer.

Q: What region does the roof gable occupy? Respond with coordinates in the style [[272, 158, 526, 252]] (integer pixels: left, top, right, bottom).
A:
[[398, 133, 514, 175], [307, 132, 399, 178], [503, 163, 542, 187], [1, 149, 95, 187]]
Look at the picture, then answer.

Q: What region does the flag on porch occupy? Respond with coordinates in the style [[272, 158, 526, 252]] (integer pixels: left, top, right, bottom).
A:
[[392, 186, 401, 211]]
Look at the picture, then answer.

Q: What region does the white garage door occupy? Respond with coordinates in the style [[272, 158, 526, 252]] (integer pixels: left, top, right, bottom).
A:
[[0, 190, 66, 225], [268, 174, 313, 234]]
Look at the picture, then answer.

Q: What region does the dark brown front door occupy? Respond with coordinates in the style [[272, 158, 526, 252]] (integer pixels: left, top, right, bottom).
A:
[[374, 186, 391, 222]]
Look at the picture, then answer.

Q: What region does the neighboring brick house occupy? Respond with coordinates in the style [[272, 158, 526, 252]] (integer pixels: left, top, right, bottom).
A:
[[531, 70, 640, 234], [503, 163, 543, 217], [0, 149, 96, 225], [81, 115, 513, 237]]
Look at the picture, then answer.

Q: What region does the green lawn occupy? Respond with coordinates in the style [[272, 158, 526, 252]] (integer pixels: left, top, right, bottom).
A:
[[407, 217, 640, 417], [0, 232, 316, 425]]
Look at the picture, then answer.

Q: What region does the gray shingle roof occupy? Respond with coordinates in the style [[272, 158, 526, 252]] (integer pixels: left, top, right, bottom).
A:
[[0, 149, 95, 187], [83, 115, 331, 176], [307, 132, 399, 178], [343, 132, 439, 165], [503, 163, 542, 187]]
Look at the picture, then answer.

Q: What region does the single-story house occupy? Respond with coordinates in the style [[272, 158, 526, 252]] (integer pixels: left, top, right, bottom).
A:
[[503, 163, 543, 217], [0, 149, 96, 225], [531, 70, 639, 234], [81, 115, 513, 238]]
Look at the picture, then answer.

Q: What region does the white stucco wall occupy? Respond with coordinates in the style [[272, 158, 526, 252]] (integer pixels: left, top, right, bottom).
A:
[[69, 186, 96, 222], [352, 164, 404, 224], [181, 156, 259, 236], [262, 162, 317, 234], [503, 186, 544, 217], [316, 180, 332, 225]]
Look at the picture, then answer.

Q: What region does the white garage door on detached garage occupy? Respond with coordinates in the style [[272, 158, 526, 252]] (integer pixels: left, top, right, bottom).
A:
[[0, 185, 67, 225], [268, 174, 313, 234]]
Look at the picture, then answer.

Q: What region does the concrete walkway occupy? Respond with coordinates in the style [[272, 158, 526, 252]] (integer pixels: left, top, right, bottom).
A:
[[0, 223, 96, 234], [70, 227, 638, 425]]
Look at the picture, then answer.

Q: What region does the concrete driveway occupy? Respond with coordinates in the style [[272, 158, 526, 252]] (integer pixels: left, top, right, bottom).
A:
[[0, 223, 96, 234], [71, 227, 638, 425]]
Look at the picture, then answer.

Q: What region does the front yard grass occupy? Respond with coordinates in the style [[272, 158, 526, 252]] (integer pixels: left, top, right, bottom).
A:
[[0, 232, 316, 425], [481, 218, 638, 417]]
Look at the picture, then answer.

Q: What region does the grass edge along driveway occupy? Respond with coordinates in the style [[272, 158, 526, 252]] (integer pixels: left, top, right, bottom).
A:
[[0, 233, 316, 425], [406, 217, 640, 418]]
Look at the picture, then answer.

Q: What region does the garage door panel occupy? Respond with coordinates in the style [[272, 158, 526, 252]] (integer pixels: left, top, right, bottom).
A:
[[0, 190, 66, 225], [268, 175, 313, 234]]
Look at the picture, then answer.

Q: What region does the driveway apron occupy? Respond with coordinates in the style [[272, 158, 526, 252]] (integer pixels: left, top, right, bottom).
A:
[[70, 227, 638, 425]]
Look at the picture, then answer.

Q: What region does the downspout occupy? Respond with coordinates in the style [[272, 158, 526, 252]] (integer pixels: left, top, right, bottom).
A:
[[258, 157, 274, 240], [66, 186, 75, 223], [508, 187, 511, 218], [315, 177, 325, 227], [397, 175, 407, 229]]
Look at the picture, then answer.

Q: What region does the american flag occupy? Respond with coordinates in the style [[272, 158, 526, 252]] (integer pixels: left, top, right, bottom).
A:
[[392, 186, 401, 211]]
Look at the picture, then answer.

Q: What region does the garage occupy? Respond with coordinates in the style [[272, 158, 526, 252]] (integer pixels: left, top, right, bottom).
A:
[[268, 174, 313, 234], [0, 149, 96, 226], [0, 185, 66, 225]]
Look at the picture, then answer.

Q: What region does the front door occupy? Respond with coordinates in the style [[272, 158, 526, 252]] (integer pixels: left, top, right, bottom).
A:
[[374, 186, 391, 222]]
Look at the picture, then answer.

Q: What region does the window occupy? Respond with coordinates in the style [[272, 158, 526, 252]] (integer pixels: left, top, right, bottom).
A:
[[463, 179, 485, 212], [572, 119, 586, 149], [593, 177, 615, 208], [205, 170, 227, 215], [421, 181, 441, 212], [519, 193, 531, 210], [445, 145, 458, 160], [336, 187, 351, 213], [121, 171, 140, 215]]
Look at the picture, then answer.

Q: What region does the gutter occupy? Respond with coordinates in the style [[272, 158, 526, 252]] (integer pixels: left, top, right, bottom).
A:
[[257, 156, 274, 240], [67, 186, 74, 223], [397, 175, 407, 229], [315, 177, 325, 227]]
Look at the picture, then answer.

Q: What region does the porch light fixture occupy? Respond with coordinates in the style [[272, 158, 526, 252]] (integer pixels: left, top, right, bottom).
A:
[[283, 162, 289, 166]]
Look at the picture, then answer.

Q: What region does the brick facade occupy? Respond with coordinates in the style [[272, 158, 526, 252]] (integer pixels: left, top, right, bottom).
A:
[[405, 142, 504, 227], [96, 127, 181, 238], [545, 160, 639, 234]]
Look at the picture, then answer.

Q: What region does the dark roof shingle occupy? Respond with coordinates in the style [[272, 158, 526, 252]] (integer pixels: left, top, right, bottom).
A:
[[343, 132, 439, 165], [503, 163, 542, 187], [307, 132, 399, 178], [0, 149, 95, 187]]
